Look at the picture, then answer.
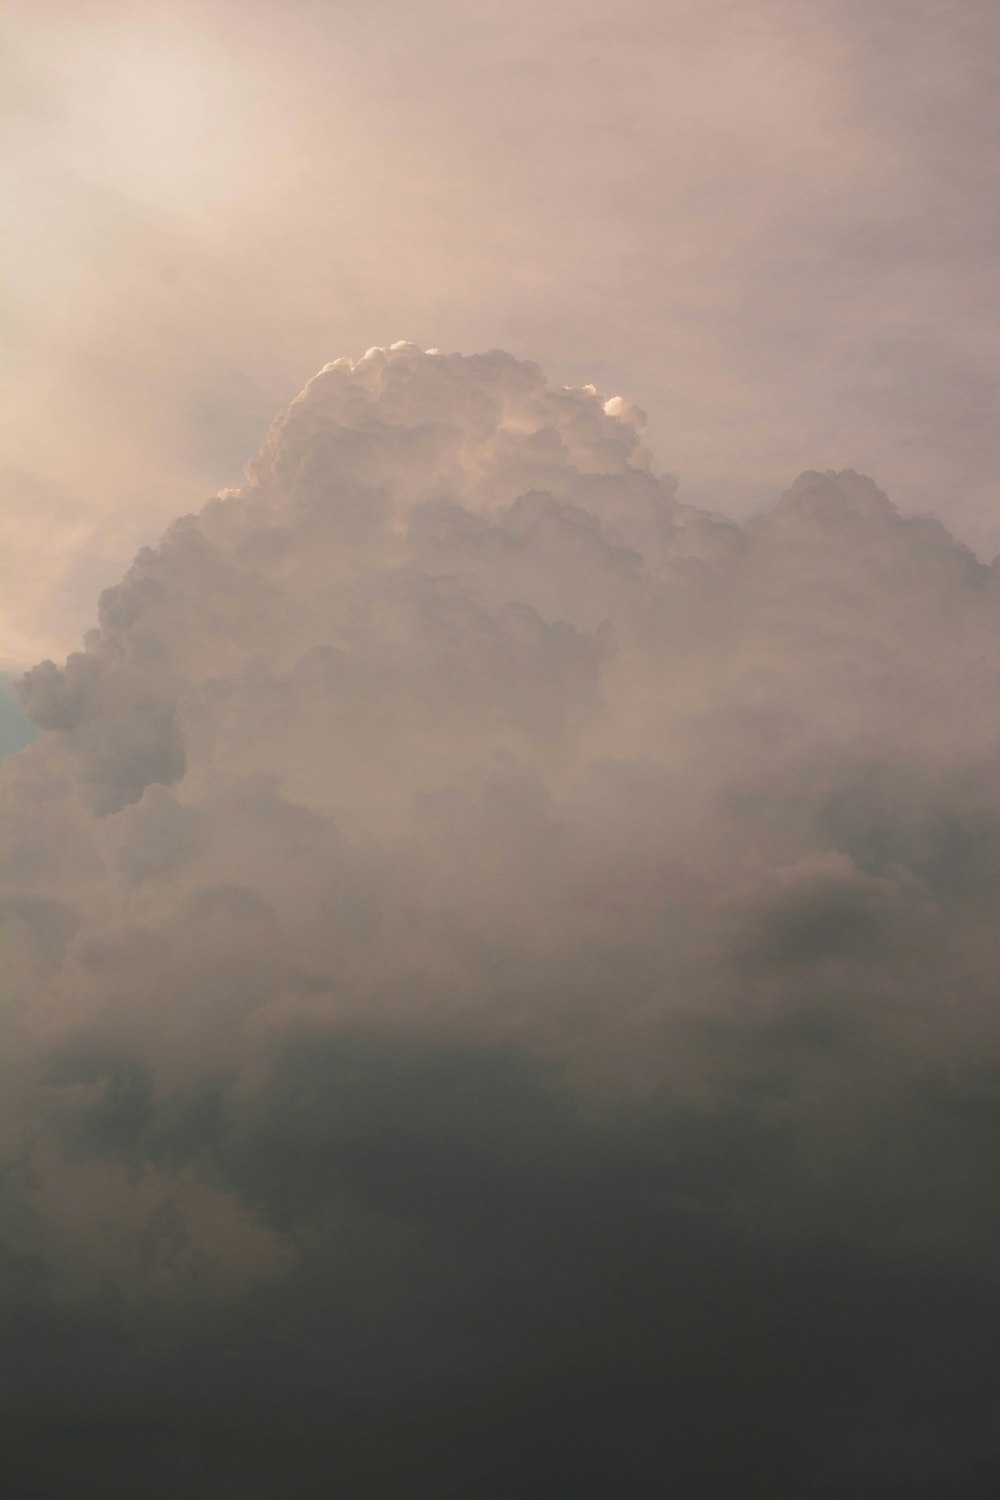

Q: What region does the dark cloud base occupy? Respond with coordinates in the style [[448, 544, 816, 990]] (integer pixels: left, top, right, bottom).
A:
[[5, 1034, 1000, 1500]]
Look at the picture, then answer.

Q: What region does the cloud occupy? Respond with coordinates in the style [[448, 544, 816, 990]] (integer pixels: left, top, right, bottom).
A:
[[5, 0, 999, 671], [4, 345, 1000, 1495]]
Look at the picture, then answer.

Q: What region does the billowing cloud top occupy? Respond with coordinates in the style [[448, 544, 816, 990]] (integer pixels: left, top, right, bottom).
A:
[[5, 346, 1000, 1496]]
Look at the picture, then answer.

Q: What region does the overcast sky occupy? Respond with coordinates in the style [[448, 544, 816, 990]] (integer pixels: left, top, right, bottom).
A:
[[4, 0, 998, 669]]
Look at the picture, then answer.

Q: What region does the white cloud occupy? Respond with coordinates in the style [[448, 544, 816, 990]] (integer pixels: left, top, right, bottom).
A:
[[4, 346, 999, 1275], [4, 0, 998, 670]]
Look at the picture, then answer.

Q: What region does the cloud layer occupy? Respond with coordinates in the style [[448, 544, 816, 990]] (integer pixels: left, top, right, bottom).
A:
[[5, 345, 1000, 1495]]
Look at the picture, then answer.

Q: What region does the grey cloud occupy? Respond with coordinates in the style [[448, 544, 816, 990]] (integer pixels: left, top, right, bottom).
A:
[[4, 345, 1000, 1494], [17, 648, 185, 814]]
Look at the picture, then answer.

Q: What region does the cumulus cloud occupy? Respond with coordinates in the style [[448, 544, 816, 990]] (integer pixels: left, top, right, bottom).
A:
[[4, 345, 1000, 1495]]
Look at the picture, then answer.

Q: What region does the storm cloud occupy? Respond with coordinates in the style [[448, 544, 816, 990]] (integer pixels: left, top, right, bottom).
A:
[[4, 345, 1000, 1496]]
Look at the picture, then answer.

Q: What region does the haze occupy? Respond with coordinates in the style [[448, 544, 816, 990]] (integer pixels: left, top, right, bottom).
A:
[[4, 0, 997, 667]]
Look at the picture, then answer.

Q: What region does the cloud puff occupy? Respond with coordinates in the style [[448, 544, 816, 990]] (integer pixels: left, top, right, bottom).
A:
[[4, 345, 1000, 1495]]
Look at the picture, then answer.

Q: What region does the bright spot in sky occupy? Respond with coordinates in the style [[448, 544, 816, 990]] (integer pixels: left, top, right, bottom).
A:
[[29, 22, 253, 213]]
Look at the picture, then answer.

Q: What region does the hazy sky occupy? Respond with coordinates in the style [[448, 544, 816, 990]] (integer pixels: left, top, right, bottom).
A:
[[4, 7, 1000, 1496], [4, 0, 998, 668]]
